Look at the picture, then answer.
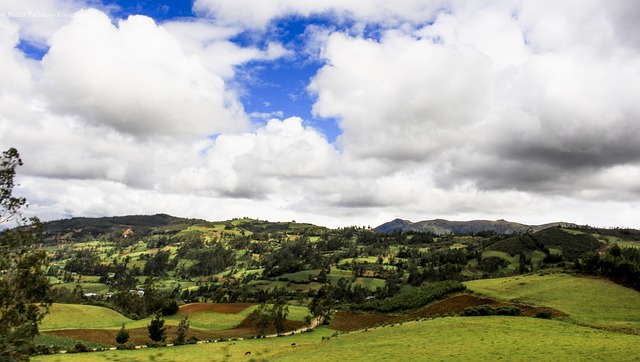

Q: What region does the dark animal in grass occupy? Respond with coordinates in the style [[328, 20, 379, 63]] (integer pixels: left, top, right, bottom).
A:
[[245, 351, 251, 356]]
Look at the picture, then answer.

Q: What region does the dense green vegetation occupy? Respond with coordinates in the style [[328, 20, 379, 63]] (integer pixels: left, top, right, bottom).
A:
[[353, 280, 466, 313], [37, 212, 640, 326], [23, 214, 640, 357]]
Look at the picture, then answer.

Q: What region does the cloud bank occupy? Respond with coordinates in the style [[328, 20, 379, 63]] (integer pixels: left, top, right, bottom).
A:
[[1, 0, 639, 228]]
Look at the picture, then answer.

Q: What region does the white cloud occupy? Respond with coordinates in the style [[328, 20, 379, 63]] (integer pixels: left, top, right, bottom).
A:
[[165, 117, 339, 198], [40, 9, 250, 140], [2, 1, 640, 229], [309, 30, 494, 162], [162, 20, 290, 79], [0, 0, 84, 48]]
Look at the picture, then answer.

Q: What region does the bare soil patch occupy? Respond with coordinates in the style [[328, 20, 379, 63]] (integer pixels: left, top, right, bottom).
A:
[[329, 311, 405, 331], [179, 303, 253, 314]]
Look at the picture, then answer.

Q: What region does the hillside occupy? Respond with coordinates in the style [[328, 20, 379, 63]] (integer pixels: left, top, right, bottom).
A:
[[374, 218, 576, 235], [23, 213, 640, 360], [486, 227, 601, 261]]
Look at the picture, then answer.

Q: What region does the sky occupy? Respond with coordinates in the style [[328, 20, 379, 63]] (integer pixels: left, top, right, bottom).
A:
[[1, 0, 639, 229]]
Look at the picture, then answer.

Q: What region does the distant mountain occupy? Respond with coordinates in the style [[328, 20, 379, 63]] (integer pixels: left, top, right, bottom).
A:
[[373, 218, 576, 235]]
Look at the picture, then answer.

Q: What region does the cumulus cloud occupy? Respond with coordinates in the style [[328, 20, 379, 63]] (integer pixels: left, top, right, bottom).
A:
[[0, 0, 84, 48], [40, 9, 249, 139], [165, 117, 339, 198], [309, 30, 494, 162], [307, 0, 640, 205]]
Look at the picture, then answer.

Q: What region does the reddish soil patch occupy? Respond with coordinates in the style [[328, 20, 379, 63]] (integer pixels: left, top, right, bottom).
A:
[[412, 294, 566, 318], [329, 293, 567, 332], [329, 311, 405, 331], [179, 303, 253, 314]]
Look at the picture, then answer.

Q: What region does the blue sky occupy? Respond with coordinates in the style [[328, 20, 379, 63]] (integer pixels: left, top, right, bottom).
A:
[[1, 0, 640, 228]]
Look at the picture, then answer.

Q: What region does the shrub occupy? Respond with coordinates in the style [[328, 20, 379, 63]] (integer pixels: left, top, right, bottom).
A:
[[461, 305, 522, 317], [148, 313, 167, 342], [71, 341, 90, 353], [116, 343, 137, 350], [495, 306, 522, 316], [115, 324, 130, 344], [534, 310, 553, 319]]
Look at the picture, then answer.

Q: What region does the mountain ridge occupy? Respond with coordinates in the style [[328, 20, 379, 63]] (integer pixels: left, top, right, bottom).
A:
[[373, 218, 577, 235]]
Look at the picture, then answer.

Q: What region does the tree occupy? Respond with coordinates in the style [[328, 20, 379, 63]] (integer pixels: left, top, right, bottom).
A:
[[0, 148, 51, 361], [253, 303, 271, 337], [115, 324, 130, 344], [309, 284, 334, 321], [270, 298, 289, 336], [174, 316, 189, 345], [147, 313, 167, 343]]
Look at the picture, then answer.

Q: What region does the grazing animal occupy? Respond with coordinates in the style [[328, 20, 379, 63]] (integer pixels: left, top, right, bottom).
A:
[[245, 351, 251, 356], [291, 343, 296, 346]]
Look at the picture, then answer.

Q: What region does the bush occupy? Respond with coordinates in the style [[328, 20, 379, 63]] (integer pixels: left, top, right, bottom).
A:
[[115, 324, 130, 344], [461, 305, 521, 317], [161, 300, 179, 316], [534, 310, 553, 319], [116, 343, 137, 350], [71, 341, 90, 353], [495, 306, 522, 316]]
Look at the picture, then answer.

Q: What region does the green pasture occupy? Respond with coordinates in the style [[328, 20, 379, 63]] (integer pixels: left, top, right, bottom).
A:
[[466, 272, 640, 331], [352, 277, 386, 290], [163, 305, 258, 331], [34, 316, 640, 362], [284, 305, 310, 322], [41, 304, 132, 331], [337, 257, 379, 266]]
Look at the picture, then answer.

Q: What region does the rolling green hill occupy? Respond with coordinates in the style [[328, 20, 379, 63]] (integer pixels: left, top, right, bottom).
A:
[[466, 272, 640, 331]]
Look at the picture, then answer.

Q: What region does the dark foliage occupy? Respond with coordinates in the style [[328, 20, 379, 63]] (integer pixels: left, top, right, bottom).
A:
[[147, 313, 167, 342], [487, 227, 601, 261], [115, 324, 130, 344], [352, 281, 466, 313], [461, 305, 521, 316], [576, 244, 640, 290]]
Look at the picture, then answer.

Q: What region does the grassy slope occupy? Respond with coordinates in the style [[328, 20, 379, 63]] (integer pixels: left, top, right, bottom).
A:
[[41, 304, 132, 331], [34, 317, 640, 362], [465, 272, 640, 331]]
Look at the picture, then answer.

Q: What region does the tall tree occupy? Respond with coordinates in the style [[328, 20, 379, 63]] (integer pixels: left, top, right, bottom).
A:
[[0, 148, 51, 361], [253, 303, 271, 337], [173, 316, 189, 345], [147, 313, 167, 343], [270, 298, 289, 336]]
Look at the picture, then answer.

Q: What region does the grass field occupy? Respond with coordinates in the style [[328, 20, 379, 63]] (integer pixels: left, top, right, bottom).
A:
[[465, 272, 640, 331], [34, 316, 640, 362], [41, 304, 132, 331]]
